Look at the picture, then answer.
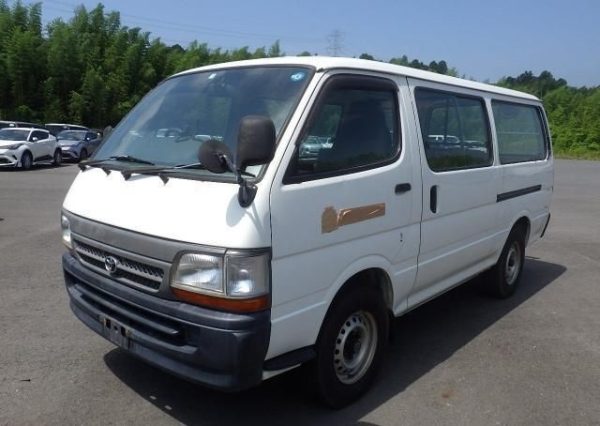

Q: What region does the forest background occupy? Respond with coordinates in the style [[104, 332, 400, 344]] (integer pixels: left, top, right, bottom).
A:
[[1, 2, 598, 159]]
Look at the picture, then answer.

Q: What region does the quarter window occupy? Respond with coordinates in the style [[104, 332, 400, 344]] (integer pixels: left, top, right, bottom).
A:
[[415, 88, 492, 172], [492, 101, 547, 163], [287, 75, 399, 181]]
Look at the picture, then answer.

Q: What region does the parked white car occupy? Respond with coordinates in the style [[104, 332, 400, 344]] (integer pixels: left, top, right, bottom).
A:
[[0, 127, 62, 169]]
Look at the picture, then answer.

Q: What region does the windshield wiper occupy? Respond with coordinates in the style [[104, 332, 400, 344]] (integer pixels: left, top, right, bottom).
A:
[[121, 162, 205, 181], [108, 155, 155, 165], [79, 155, 155, 173]]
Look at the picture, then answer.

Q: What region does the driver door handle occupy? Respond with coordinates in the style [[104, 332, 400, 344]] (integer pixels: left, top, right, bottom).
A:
[[395, 183, 412, 195]]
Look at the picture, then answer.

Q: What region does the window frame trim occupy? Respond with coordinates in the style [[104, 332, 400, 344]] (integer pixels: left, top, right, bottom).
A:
[[414, 86, 494, 173], [283, 73, 402, 185]]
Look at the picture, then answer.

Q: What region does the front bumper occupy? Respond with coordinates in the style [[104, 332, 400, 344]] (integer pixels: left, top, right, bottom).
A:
[[0, 151, 18, 167], [60, 148, 79, 160], [63, 253, 271, 391]]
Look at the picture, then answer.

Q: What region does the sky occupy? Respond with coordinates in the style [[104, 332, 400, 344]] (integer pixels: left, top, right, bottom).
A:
[[37, 0, 600, 87]]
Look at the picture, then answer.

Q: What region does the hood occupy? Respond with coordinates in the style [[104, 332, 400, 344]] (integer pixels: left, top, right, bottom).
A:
[[62, 168, 272, 249], [0, 139, 25, 148], [58, 139, 82, 147]]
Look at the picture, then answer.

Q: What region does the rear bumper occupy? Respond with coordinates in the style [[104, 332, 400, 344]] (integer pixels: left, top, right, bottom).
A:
[[63, 253, 270, 391]]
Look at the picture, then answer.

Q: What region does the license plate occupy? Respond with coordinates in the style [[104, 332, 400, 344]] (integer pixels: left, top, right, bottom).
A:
[[101, 316, 131, 349]]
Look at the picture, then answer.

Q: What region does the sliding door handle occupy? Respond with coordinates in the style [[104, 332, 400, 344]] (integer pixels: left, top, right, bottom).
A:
[[430, 185, 438, 213], [395, 183, 412, 195]]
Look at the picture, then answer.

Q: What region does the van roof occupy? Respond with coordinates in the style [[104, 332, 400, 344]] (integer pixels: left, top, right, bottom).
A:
[[173, 56, 539, 102]]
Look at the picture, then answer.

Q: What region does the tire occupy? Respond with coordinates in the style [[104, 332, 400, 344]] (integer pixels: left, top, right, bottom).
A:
[[487, 226, 526, 298], [52, 149, 62, 166], [79, 148, 88, 162], [20, 151, 32, 170], [313, 286, 389, 408]]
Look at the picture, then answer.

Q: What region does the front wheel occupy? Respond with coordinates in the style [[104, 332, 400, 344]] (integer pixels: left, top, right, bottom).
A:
[[20, 151, 32, 170], [313, 286, 389, 408], [487, 226, 526, 298], [78, 148, 88, 162], [52, 149, 62, 166]]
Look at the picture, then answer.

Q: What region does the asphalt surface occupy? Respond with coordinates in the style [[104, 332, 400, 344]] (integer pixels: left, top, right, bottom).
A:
[[1, 160, 599, 425]]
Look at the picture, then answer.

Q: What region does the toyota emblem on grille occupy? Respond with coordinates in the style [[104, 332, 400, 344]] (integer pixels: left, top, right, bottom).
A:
[[104, 256, 119, 274]]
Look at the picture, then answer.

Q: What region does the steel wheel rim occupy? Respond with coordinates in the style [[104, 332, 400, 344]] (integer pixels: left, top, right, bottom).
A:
[[333, 310, 378, 384], [505, 242, 521, 285]]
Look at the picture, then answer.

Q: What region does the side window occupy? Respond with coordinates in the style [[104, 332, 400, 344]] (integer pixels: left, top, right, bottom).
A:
[[286, 76, 399, 182], [492, 101, 547, 163], [415, 88, 492, 172], [33, 131, 47, 140]]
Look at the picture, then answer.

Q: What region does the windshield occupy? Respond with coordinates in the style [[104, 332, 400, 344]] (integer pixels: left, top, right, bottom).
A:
[[58, 130, 86, 140], [93, 66, 313, 177], [0, 129, 29, 141]]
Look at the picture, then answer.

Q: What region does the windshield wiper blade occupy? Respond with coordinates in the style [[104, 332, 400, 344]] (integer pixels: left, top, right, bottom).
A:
[[79, 155, 155, 172], [121, 162, 205, 181], [108, 155, 155, 165]]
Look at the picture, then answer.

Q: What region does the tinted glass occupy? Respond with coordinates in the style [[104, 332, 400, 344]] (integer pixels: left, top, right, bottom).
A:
[[492, 101, 547, 163], [415, 88, 492, 172], [292, 86, 398, 177], [32, 131, 47, 140]]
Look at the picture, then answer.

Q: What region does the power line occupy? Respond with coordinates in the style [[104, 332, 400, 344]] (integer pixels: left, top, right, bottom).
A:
[[37, 0, 321, 43]]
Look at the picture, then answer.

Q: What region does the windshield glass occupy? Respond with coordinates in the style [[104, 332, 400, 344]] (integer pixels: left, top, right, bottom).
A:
[[58, 130, 86, 140], [93, 66, 313, 177], [0, 129, 29, 141]]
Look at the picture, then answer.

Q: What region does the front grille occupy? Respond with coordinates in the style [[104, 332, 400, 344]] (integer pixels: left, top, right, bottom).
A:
[[73, 239, 165, 290]]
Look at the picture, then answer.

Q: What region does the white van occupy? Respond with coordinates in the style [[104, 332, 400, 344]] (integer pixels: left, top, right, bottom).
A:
[[60, 57, 553, 407]]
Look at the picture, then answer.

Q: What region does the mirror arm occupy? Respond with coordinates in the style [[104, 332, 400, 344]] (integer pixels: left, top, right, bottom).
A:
[[218, 154, 257, 208]]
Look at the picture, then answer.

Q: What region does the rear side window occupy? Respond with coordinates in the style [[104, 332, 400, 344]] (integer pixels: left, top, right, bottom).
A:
[[492, 101, 547, 163], [415, 88, 492, 172], [285, 75, 400, 182]]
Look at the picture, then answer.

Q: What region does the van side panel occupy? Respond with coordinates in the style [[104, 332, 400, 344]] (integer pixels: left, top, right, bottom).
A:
[[489, 96, 554, 256], [407, 80, 502, 308]]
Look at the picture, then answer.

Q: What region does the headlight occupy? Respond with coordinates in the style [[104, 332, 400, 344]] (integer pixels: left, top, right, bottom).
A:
[[171, 253, 223, 294], [6, 143, 23, 150], [171, 250, 270, 312], [226, 254, 269, 297], [61, 214, 72, 249]]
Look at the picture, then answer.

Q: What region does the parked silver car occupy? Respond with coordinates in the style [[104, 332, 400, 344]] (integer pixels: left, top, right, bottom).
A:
[[56, 130, 101, 162]]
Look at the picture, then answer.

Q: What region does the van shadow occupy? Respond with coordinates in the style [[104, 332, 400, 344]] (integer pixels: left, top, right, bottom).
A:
[[104, 258, 565, 425]]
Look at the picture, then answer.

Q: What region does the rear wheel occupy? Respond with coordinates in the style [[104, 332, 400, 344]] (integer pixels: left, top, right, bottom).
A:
[[487, 226, 526, 298], [20, 151, 32, 170], [313, 286, 389, 408], [52, 149, 62, 166]]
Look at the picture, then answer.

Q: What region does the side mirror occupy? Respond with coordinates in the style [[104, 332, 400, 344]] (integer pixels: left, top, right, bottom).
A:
[[31, 137, 38, 142], [236, 115, 276, 170]]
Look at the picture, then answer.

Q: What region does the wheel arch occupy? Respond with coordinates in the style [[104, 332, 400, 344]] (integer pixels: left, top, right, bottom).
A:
[[511, 215, 531, 245], [318, 261, 395, 345]]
